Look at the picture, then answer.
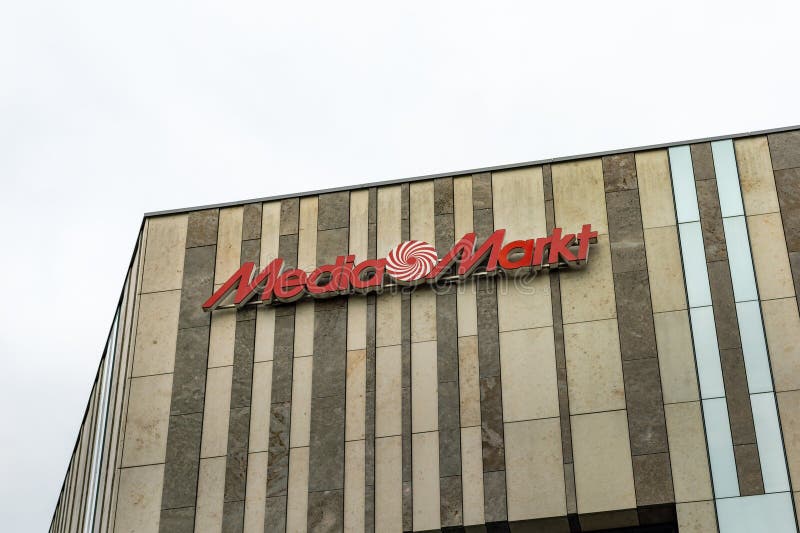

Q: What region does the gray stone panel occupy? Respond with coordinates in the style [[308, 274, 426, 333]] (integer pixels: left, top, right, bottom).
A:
[[690, 143, 717, 181], [438, 427, 462, 478], [221, 500, 244, 533], [308, 395, 346, 492], [307, 490, 344, 532], [631, 453, 674, 507], [271, 316, 295, 403], [543, 164, 553, 202], [240, 238, 261, 268], [364, 489, 375, 533], [266, 402, 291, 497], [280, 198, 300, 235], [278, 233, 298, 269], [622, 358, 668, 456], [186, 209, 219, 248], [564, 462, 577, 515], [472, 173, 493, 210], [707, 261, 741, 350], [402, 481, 412, 531], [230, 319, 255, 409], [482, 470, 508, 523], [242, 203, 262, 241], [476, 285, 501, 379], [318, 191, 350, 231], [158, 506, 195, 533], [434, 177, 454, 215], [224, 406, 250, 502], [436, 292, 459, 383], [720, 347, 756, 445], [161, 413, 203, 510], [768, 131, 800, 171], [613, 270, 658, 360], [264, 496, 287, 533], [791, 252, 800, 310], [557, 366, 572, 464], [178, 245, 216, 329], [695, 179, 728, 262], [603, 153, 638, 192], [606, 189, 647, 273], [316, 228, 348, 265], [170, 326, 210, 416], [775, 167, 800, 253], [480, 375, 505, 473], [440, 475, 463, 527], [734, 443, 765, 496], [473, 209, 494, 242]]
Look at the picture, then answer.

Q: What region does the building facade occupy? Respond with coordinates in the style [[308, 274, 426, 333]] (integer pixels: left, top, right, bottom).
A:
[[50, 127, 800, 532]]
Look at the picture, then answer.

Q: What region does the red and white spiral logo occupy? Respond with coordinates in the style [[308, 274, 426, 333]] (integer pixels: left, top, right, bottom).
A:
[[386, 240, 439, 283]]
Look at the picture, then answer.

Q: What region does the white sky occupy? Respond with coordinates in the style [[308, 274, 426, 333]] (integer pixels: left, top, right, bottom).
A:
[[1, 1, 799, 530]]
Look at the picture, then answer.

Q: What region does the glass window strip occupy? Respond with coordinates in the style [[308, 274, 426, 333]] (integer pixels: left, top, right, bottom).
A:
[[722, 216, 759, 302], [751, 393, 792, 493], [669, 146, 701, 223], [703, 397, 741, 498], [711, 140, 746, 218]]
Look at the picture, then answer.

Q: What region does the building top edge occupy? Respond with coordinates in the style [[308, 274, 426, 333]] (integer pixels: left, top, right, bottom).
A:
[[144, 123, 800, 219]]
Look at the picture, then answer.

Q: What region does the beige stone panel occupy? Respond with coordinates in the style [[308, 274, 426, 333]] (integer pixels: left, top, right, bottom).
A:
[[749, 213, 795, 300], [460, 426, 485, 526], [286, 446, 310, 533], [412, 340, 439, 433], [115, 464, 164, 533], [376, 293, 402, 348], [132, 290, 181, 377], [492, 166, 547, 239], [201, 366, 232, 458], [453, 176, 474, 237], [412, 431, 441, 531], [676, 501, 718, 533], [564, 319, 625, 414], [344, 440, 366, 533], [636, 150, 676, 229], [208, 310, 236, 368], [559, 235, 616, 324], [778, 390, 800, 487], [141, 214, 188, 294], [376, 345, 403, 438], [345, 350, 366, 441], [500, 327, 559, 422], [458, 336, 481, 427], [571, 410, 636, 514], [289, 356, 313, 448], [410, 181, 436, 244], [254, 306, 275, 362], [293, 301, 314, 357], [375, 436, 403, 533], [243, 452, 268, 533], [377, 185, 402, 258], [456, 281, 478, 337], [505, 418, 565, 521], [552, 158, 608, 235], [645, 226, 687, 313], [411, 289, 437, 343], [347, 297, 367, 351], [654, 311, 700, 404], [735, 136, 780, 216], [214, 206, 244, 285], [297, 197, 318, 272], [260, 201, 282, 265], [497, 276, 553, 332], [763, 297, 800, 392], [195, 456, 226, 533], [249, 361, 273, 453], [349, 189, 370, 260], [121, 374, 172, 467], [664, 402, 713, 502]]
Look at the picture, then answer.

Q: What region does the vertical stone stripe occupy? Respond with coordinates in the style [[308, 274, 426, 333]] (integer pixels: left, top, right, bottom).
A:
[[159, 209, 218, 532], [452, 176, 485, 527], [345, 189, 369, 533], [492, 166, 565, 524], [399, 183, 414, 531], [375, 185, 403, 532], [117, 214, 187, 532], [433, 177, 463, 528], [307, 191, 349, 532], [553, 159, 636, 525], [471, 171, 508, 524], [603, 153, 675, 512], [365, 187, 377, 533], [285, 197, 317, 533], [221, 203, 261, 532], [693, 144, 764, 497], [264, 197, 300, 532], [544, 164, 578, 520]]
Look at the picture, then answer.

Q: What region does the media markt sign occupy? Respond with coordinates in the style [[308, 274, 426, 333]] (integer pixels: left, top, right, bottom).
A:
[[202, 224, 598, 311]]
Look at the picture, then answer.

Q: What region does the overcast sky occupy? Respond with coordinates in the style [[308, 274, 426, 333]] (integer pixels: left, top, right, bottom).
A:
[[1, 1, 799, 530]]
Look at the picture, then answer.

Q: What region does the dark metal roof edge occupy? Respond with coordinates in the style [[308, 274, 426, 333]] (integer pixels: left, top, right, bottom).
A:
[[144, 123, 800, 218]]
